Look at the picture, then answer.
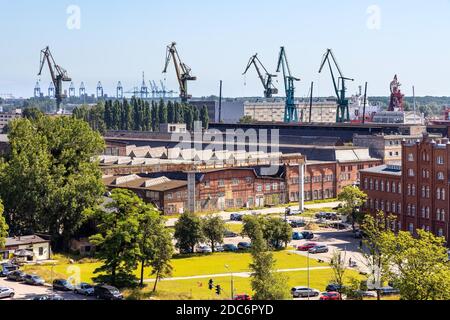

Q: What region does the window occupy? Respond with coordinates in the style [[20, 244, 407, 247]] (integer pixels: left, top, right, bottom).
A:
[[437, 172, 445, 180], [375, 180, 379, 191], [272, 183, 278, 191], [426, 186, 430, 198], [386, 182, 390, 193], [370, 179, 374, 190], [392, 201, 396, 213], [265, 184, 271, 191], [408, 169, 415, 177], [256, 184, 262, 192], [232, 178, 240, 186], [218, 179, 225, 187], [381, 181, 385, 192], [386, 201, 391, 212], [364, 178, 368, 190], [426, 207, 430, 219], [421, 186, 426, 198], [167, 193, 173, 200], [412, 205, 416, 216], [203, 180, 210, 188], [407, 184, 411, 196], [398, 183, 402, 193], [392, 182, 396, 193], [246, 177, 253, 184], [437, 156, 445, 165], [408, 153, 414, 162], [408, 223, 414, 234], [412, 185, 416, 196], [442, 189, 446, 201], [38, 247, 44, 256], [437, 188, 441, 200], [438, 229, 444, 237]]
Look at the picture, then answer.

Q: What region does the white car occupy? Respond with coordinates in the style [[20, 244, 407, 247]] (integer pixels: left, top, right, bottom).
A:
[[0, 287, 15, 299], [291, 287, 320, 298], [196, 245, 213, 253]]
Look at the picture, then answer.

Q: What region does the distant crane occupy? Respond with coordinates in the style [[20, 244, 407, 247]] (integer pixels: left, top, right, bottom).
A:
[[163, 42, 197, 103], [34, 80, 41, 98], [96, 81, 104, 99], [117, 81, 123, 99], [79, 82, 86, 97], [243, 53, 278, 98], [160, 80, 167, 99], [38, 46, 72, 112], [68, 82, 76, 97], [140, 72, 149, 99], [152, 80, 161, 99], [276, 47, 300, 123], [318, 49, 354, 123], [48, 82, 55, 98]]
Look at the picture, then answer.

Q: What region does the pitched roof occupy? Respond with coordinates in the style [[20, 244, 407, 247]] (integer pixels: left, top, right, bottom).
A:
[[5, 235, 50, 247]]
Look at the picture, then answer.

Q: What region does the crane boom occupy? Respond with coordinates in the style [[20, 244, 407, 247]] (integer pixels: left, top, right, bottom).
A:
[[276, 47, 300, 123], [38, 46, 71, 112], [318, 48, 354, 123], [243, 53, 278, 98], [163, 42, 196, 103]]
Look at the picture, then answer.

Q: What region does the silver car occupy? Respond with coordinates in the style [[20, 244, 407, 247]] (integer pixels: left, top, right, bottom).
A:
[[74, 283, 95, 296], [0, 287, 15, 299]]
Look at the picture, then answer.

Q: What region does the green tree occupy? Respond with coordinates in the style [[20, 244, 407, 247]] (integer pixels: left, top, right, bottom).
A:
[[22, 107, 44, 120], [329, 250, 347, 299], [0, 201, 8, 248], [151, 101, 159, 132], [263, 218, 292, 250], [360, 211, 395, 300], [158, 99, 167, 124], [249, 222, 290, 300], [238, 115, 255, 124], [201, 215, 225, 253], [149, 224, 174, 292], [0, 116, 105, 249], [174, 212, 204, 254], [167, 100, 175, 123], [200, 105, 209, 129], [337, 186, 368, 232], [382, 229, 450, 300], [89, 189, 141, 287]]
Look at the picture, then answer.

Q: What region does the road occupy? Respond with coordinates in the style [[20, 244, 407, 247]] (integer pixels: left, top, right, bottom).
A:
[[0, 278, 94, 300]]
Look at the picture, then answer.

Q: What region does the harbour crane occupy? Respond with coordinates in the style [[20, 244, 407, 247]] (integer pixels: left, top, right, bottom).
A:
[[163, 42, 197, 103], [276, 47, 300, 123], [38, 46, 71, 112], [243, 53, 278, 98], [318, 49, 354, 123], [160, 80, 167, 99]]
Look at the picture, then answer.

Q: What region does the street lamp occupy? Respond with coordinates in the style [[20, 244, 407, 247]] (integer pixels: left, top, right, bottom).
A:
[[225, 264, 234, 300]]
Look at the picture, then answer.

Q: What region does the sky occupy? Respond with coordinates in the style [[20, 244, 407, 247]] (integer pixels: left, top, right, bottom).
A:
[[1, 0, 450, 99]]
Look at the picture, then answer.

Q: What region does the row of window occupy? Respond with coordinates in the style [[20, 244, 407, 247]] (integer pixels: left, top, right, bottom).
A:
[[203, 179, 284, 192], [363, 179, 402, 194], [407, 153, 445, 165], [368, 199, 402, 214], [407, 223, 445, 237]]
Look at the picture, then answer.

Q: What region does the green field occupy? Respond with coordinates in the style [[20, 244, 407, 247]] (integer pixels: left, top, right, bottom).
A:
[[23, 251, 324, 284], [124, 269, 362, 300]]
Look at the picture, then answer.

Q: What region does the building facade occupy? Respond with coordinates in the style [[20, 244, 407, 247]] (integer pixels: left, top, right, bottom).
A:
[[361, 134, 450, 244]]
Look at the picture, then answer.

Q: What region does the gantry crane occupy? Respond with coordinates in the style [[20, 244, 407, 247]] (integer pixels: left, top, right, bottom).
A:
[[243, 53, 278, 98], [276, 47, 300, 123], [38, 46, 71, 112], [318, 49, 354, 123], [163, 42, 197, 103]]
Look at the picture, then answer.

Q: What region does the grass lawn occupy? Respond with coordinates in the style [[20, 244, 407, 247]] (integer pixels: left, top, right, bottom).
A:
[[225, 223, 243, 234], [123, 269, 363, 300], [23, 250, 323, 284]]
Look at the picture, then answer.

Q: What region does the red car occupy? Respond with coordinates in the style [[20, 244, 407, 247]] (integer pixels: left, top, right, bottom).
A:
[[233, 294, 251, 301], [320, 292, 341, 301], [297, 242, 318, 251]]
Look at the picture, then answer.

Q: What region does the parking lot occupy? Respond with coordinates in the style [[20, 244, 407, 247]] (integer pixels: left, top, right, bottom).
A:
[[0, 277, 94, 300]]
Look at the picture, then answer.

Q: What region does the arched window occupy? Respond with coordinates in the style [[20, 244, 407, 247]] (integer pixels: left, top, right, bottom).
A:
[[426, 186, 430, 199], [386, 182, 390, 193], [381, 181, 385, 192], [407, 184, 411, 196], [412, 185, 416, 196], [392, 182, 396, 193], [442, 189, 446, 201], [398, 183, 402, 193], [392, 201, 396, 213], [426, 207, 430, 219], [437, 188, 441, 200]]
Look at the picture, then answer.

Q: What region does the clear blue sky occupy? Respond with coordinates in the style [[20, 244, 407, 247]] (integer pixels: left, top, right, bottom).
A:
[[1, 0, 450, 98]]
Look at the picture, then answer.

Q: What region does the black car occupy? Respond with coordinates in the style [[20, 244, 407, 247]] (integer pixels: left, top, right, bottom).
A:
[[326, 283, 346, 292], [224, 230, 239, 238], [230, 214, 243, 222], [6, 270, 26, 282], [32, 294, 65, 301], [290, 220, 306, 228], [237, 242, 252, 250], [53, 279, 74, 292], [301, 231, 314, 240], [94, 285, 123, 300]]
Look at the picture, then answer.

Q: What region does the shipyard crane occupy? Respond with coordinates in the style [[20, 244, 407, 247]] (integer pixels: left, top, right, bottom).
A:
[[243, 53, 278, 98], [38, 46, 72, 112], [276, 47, 300, 123], [163, 42, 197, 103], [160, 80, 167, 99], [318, 49, 354, 123]]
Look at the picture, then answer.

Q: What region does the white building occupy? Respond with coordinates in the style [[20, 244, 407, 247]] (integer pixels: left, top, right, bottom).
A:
[[1, 235, 51, 263], [0, 109, 22, 131]]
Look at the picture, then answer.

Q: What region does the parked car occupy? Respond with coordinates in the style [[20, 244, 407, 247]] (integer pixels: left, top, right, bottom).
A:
[[6, 270, 27, 282], [222, 244, 238, 252], [329, 223, 348, 230], [224, 230, 239, 238], [378, 286, 400, 296], [215, 245, 225, 252], [237, 242, 252, 250], [290, 220, 306, 228], [230, 213, 243, 221], [291, 287, 320, 298], [0, 263, 19, 277], [94, 285, 123, 300], [292, 232, 304, 241], [354, 230, 365, 239], [179, 248, 193, 254], [302, 231, 315, 240], [356, 290, 377, 298], [309, 245, 329, 254], [196, 245, 213, 254], [24, 274, 45, 286], [233, 294, 251, 301], [53, 279, 74, 292], [0, 287, 15, 299], [320, 292, 341, 301], [326, 283, 346, 292], [297, 242, 318, 251], [32, 294, 64, 301], [74, 283, 95, 296]]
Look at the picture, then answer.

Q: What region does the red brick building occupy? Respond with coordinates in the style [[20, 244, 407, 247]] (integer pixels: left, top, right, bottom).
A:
[[361, 134, 450, 244]]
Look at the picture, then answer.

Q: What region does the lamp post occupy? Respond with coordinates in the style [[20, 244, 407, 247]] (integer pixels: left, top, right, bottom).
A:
[[225, 265, 234, 300], [51, 263, 56, 293], [307, 251, 310, 301]]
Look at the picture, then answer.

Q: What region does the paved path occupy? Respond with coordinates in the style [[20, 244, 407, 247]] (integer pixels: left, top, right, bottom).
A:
[[143, 266, 332, 283]]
